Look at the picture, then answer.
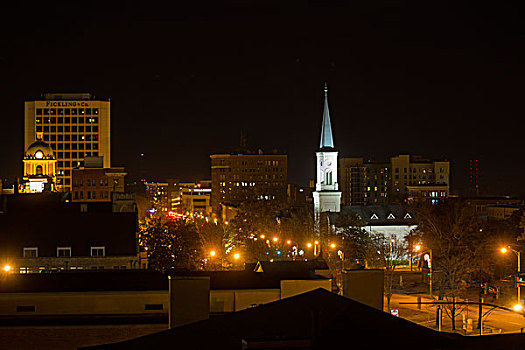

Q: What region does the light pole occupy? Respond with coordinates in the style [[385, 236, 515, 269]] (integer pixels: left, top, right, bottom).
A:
[[501, 246, 521, 306]]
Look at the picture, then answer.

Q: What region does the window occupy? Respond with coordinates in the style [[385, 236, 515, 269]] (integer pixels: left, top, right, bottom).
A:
[[145, 304, 163, 310], [23, 247, 38, 258], [17, 306, 35, 312], [57, 247, 71, 257], [91, 246, 105, 257]]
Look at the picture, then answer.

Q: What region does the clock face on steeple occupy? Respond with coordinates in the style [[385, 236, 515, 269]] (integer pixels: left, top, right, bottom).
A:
[[35, 151, 43, 159]]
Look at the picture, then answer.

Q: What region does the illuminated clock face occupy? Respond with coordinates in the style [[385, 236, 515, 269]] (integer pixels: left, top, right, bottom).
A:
[[35, 151, 43, 159]]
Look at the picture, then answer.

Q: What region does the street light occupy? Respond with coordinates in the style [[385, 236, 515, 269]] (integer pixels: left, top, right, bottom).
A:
[[209, 250, 216, 257], [273, 237, 278, 243], [234, 253, 240, 260], [416, 245, 433, 296], [3, 265, 11, 272], [500, 246, 521, 306]]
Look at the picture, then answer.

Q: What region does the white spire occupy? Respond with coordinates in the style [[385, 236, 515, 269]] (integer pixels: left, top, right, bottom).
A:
[[319, 83, 334, 149]]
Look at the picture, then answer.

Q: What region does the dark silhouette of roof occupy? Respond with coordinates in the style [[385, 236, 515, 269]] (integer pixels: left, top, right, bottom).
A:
[[168, 268, 329, 290], [80, 289, 468, 350], [0, 270, 168, 293], [0, 193, 137, 257]]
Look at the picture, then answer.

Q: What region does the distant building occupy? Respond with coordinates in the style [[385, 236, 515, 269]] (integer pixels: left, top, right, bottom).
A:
[[24, 93, 111, 192], [144, 180, 212, 218], [339, 154, 450, 205], [469, 159, 481, 196], [71, 157, 126, 202], [19, 137, 57, 193], [210, 152, 287, 215], [287, 184, 312, 207], [487, 204, 522, 221], [145, 181, 169, 214], [0, 193, 140, 273], [458, 196, 523, 218]]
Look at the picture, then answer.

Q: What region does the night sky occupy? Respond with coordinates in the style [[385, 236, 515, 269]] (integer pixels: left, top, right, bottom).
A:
[[1, 1, 524, 195]]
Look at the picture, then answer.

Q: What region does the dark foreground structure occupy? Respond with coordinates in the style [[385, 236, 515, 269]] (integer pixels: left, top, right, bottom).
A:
[[80, 288, 525, 350]]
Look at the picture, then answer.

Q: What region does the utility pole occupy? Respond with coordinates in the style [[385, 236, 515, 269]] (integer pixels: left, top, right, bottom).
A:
[[477, 296, 483, 335]]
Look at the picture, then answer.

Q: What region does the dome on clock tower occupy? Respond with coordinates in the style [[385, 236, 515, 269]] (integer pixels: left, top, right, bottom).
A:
[[24, 139, 55, 160]]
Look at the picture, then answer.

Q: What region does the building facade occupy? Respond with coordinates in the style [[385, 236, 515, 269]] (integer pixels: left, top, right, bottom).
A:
[[210, 153, 287, 215], [25, 93, 111, 192], [71, 157, 126, 202], [339, 155, 450, 205], [313, 84, 341, 228], [0, 193, 140, 273]]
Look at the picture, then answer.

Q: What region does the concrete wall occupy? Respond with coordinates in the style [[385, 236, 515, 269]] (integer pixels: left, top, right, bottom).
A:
[[280, 279, 332, 299], [169, 276, 210, 328], [0, 291, 167, 316], [343, 269, 384, 311], [210, 289, 281, 313]]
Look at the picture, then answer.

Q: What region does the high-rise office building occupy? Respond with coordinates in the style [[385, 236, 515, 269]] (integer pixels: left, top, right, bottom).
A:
[[25, 93, 110, 192]]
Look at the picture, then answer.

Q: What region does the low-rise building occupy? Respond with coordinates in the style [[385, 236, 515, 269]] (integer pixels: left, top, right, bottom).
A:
[[0, 193, 140, 273], [71, 157, 126, 202]]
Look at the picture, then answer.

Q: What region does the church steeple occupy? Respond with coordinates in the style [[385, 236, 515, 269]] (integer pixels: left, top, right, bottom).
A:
[[319, 83, 334, 149]]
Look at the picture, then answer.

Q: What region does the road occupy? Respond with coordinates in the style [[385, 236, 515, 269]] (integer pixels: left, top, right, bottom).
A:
[[389, 293, 525, 335]]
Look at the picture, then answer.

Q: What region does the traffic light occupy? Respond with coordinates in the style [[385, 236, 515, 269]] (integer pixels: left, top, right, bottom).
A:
[[480, 282, 487, 294]]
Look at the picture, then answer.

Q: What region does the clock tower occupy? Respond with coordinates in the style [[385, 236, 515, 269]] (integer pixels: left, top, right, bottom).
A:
[[313, 84, 341, 229]]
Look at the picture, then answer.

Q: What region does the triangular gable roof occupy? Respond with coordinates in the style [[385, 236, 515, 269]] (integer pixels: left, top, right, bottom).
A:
[[81, 289, 463, 350]]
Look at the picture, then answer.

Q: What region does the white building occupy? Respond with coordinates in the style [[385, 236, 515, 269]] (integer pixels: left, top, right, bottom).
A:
[[313, 84, 341, 230]]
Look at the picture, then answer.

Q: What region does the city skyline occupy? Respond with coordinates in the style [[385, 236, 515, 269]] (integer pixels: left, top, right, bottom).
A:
[[1, 2, 524, 195]]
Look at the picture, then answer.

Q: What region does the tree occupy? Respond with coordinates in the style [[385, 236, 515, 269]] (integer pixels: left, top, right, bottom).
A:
[[140, 218, 204, 272], [415, 201, 490, 330], [229, 201, 284, 262]]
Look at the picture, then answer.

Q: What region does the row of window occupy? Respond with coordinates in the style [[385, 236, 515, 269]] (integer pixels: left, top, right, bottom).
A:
[[19, 265, 128, 274], [74, 191, 110, 200], [50, 144, 98, 153], [36, 108, 99, 116], [74, 178, 110, 187], [36, 125, 98, 132], [23, 247, 105, 258]]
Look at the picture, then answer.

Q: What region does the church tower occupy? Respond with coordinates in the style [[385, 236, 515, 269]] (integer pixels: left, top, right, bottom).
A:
[[313, 84, 341, 229]]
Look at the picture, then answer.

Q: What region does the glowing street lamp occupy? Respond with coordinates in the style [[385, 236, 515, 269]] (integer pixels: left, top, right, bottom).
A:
[[3, 265, 11, 272], [260, 234, 265, 239], [234, 253, 240, 260], [330, 243, 336, 249], [500, 246, 521, 305], [513, 303, 523, 312], [287, 240, 292, 245], [210, 250, 216, 257], [307, 243, 312, 248], [273, 237, 278, 243]]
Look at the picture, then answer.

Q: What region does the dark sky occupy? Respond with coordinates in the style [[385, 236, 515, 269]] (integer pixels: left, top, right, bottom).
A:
[[1, 1, 524, 195]]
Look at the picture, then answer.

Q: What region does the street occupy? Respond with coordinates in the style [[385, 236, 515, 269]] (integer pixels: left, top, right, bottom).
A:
[[389, 293, 525, 335]]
